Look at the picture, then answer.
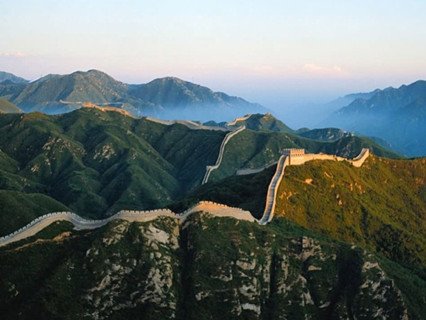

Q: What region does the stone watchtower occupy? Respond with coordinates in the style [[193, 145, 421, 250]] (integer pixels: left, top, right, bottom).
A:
[[282, 148, 305, 165]]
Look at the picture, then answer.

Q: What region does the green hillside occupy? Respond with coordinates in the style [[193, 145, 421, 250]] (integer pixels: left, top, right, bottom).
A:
[[228, 113, 294, 133], [0, 109, 225, 234], [298, 128, 349, 141], [208, 128, 399, 183], [274, 155, 426, 267], [0, 98, 21, 113], [177, 155, 426, 269], [171, 165, 275, 216], [0, 109, 399, 236], [0, 214, 423, 319]]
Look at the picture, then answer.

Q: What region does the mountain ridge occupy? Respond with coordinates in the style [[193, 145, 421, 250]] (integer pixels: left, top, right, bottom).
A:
[[0, 69, 266, 121], [323, 79, 426, 156], [0, 71, 28, 84], [0, 109, 398, 236]]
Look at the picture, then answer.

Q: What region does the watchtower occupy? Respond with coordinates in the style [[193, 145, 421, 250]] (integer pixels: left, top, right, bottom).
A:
[[282, 148, 305, 164]]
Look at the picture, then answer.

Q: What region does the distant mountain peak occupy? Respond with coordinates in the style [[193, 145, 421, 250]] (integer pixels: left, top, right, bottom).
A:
[[0, 69, 267, 121], [323, 79, 426, 156], [0, 71, 28, 84]]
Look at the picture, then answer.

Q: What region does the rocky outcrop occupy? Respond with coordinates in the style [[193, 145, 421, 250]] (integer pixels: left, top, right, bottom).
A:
[[0, 214, 413, 319]]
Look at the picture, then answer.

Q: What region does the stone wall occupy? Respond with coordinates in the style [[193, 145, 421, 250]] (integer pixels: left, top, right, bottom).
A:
[[259, 155, 289, 224], [258, 148, 370, 224], [202, 126, 246, 184], [0, 149, 371, 247], [181, 201, 256, 222], [0, 202, 256, 247]]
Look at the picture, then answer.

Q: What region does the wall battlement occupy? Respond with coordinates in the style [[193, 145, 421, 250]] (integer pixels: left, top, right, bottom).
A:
[[0, 149, 371, 247], [258, 148, 370, 224], [202, 125, 246, 184], [0, 201, 255, 247], [282, 148, 306, 157]]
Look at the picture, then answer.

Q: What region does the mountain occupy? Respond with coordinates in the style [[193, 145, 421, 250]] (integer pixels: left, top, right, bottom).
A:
[[0, 98, 21, 113], [323, 89, 382, 113], [0, 109, 398, 236], [275, 155, 426, 268], [179, 154, 426, 268], [0, 109, 424, 319], [323, 80, 426, 156], [0, 212, 422, 319], [227, 113, 293, 133], [0, 109, 227, 235], [10, 70, 137, 114], [129, 77, 267, 121], [0, 80, 28, 101], [0, 71, 28, 84], [298, 128, 351, 141], [204, 126, 398, 183], [0, 70, 266, 121]]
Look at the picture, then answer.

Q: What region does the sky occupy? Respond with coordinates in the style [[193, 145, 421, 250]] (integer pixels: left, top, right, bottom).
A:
[[1, 0, 426, 126]]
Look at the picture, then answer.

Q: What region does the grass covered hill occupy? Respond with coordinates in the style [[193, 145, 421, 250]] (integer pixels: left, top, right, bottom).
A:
[[298, 128, 350, 142], [0, 109, 225, 235], [227, 113, 294, 133], [0, 98, 21, 113], [0, 109, 399, 236], [0, 214, 424, 319], [274, 155, 426, 268], [178, 155, 426, 269], [208, 127, 399, 183]]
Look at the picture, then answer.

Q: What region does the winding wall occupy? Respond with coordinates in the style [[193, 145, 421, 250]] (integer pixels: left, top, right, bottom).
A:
[[258, 155, 289, 225], [0, 201, 254, 247], [202, 126, 246, 184], [226, 114, 251, 126], [0, 149, 371, 246], [258, 148, 370, 224]]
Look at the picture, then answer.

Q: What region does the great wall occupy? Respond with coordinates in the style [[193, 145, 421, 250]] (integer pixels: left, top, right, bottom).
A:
[[0, 148, 370, 247], [0, 201, 254, 247], [259, 148, 370, 224], [202, 125, 246, 184]]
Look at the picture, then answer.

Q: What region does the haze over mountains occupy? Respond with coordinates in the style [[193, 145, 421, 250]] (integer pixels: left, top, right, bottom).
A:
[[323, 80, 426, 156], [0, 70, 266, 121], [1, 69, 426, 156], [0, 71, 28, 84], [0, 73, 425, 319], [0, 108, 423, 319]]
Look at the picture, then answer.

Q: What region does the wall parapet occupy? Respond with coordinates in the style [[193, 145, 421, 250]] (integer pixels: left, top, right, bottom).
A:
[[0, 148, 371, 247], [202, 125, 246, 184], [258, 148, 370, 223], [0, 201, 256, 247]]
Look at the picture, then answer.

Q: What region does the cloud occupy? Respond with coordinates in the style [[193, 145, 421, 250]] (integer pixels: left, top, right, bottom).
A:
[[0, 51, 27, 58], [303, 63, 346, 76]]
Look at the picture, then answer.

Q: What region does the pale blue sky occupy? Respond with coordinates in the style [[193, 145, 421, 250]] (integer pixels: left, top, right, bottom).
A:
[[1, 0, 426, 124]]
